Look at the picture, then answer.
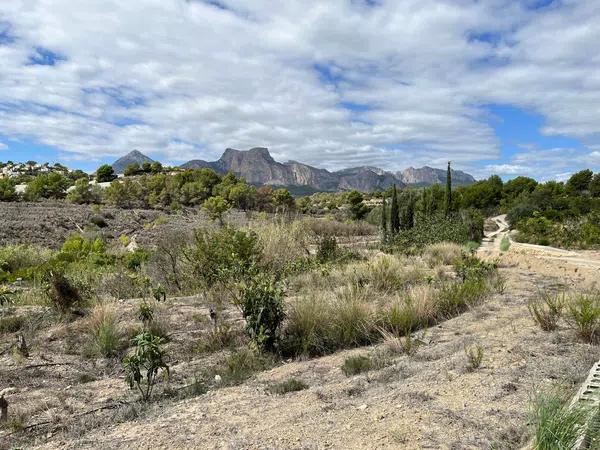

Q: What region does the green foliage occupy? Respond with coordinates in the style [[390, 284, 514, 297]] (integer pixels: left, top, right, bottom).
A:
[[186, 227, 262, 289], [24, 172, 70, 200], [268, 378, 308, 395], [316, 236, 338, 263], [347, 190, 369, 220], [531, 389, 588, 450], [123, 332, 170, 401], [202, 195, 230, 225], [390, 185, 400, 234], [85, 307, 124, 358], [499, 236, 511, 252], [566, 169, 593, 195], [0, 285, 15, 307], [95, 164, 117, 183], [341, 355, 373, 376], [213, 347, 272, 386], [240, 274, 285, 351], [138, 302, 154, 324], [123, 249, 150, 271], [464, 343, 484, 370], [445, 161, 452, 216], [0, 178, 17, 202], [67, 178, 102, 204], [390, 212, 483, 253], [566, 293, 600, 343], [528, 292, 564, 331]]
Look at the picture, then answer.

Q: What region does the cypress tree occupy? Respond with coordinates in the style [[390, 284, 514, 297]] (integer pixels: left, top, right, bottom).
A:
[[445, 161, 452, 217], [405, 191, 415, 229], [380, 196, 387, 241], [390, 184, 400, 234]]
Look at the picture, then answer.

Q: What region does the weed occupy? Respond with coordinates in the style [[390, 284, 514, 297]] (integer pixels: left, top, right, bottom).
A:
[[531, 389, 587, 450], [84, 305, 124, 358], [423, 242, 463, 267], [342, 355, 374, 376], [464, 343, 484, 371], [566, 293, 600, 343], [268, 378, 309, 395], [138, 302, 154, 325], [500, 236, 511, 252], [528, 292, 564, 331], [212, 347, 273, 386]]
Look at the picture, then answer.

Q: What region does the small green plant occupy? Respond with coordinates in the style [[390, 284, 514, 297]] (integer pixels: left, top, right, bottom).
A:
[[464, 343, 484, 371], [119, 235, 131, 247], [499, 236, 511, 252], [531, 389, 587, 450], [528, 292, 564, 331], [123, 332, 170, 402], [268, 378, 308, 395], [151, 284, 166, 302], [138, 302, 154, 325], [212, 347, 272, 386], [566, 293, 600, 343], [342, 355, 373, 376]]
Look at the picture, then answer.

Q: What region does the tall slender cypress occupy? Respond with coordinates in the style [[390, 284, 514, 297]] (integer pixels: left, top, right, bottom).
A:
[[390, 184, 400, 234], [445, 161, 452, 217], [380, 196, 387, 241]]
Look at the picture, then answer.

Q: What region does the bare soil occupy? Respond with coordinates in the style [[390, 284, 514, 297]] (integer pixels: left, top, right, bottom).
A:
[[2, 214, 600, 449]]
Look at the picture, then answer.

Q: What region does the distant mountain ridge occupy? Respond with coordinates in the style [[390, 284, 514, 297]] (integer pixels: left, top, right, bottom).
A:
[[114, 147, 476, 191]]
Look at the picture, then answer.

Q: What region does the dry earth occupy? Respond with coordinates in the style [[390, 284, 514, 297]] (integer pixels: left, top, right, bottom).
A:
[[2, 215, 600, 449]]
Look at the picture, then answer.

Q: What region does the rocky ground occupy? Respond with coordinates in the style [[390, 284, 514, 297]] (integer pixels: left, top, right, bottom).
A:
[[1, 214, 599, 449]]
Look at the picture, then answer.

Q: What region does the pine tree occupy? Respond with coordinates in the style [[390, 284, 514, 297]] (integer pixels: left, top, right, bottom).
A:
[[390, 184, 400, 234], [445, 161, 452, 217]]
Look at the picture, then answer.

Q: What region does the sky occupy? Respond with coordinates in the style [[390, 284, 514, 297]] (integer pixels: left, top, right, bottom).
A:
[[1, 0, 600, 180]]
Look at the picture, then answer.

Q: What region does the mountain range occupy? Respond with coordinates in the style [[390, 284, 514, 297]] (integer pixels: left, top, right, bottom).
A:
[[112, 147, 476, 192]]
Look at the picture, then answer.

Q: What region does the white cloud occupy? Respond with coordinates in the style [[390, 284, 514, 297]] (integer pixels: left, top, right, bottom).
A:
[[0, 142, 7, 150], [0, 0, 598, 175]]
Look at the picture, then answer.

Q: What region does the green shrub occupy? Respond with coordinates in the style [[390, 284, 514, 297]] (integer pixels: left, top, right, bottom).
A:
[[213, 347, 272, 386], [85, 305, 124, 358], [500, 236, 511, 252], [185, 227, 262, 289], [464, 344, 484, 371], [342, 355, 374, 376], [44, 271, 83, 313], [123, 249, 150, 271], [531, 389, 587, 450], [138, 302, 154, 325], [566, 293, 600, 343], [268, 378, 308, 395], [123, 332, 170, 401], [239, 275, 285, 351], [528, 292, 564, 331], [317, 236, 338, 262]]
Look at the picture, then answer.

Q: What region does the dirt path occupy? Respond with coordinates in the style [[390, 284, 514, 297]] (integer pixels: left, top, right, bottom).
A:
[[30, 224, 600, 449]]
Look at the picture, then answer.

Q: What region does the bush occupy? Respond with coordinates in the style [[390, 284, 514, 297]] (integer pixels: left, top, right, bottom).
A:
[[44, 271, 83, 313], [212, 347, 272, 386], [566, 293, 600, 343], [500, 236, 511, 252], [464, 343, 484, 370], [342, 355, 374, 376], [84, 305, 124, 358], [422, 242, 463, 267], [531, 390, 588, 450], [268, 378, 308, 395], [185, 227, 262, 290], [123, 331, 170, 401], [528, 292, 564, 331], [317, 236, 338, 263], [239, 275, 285, 351]]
